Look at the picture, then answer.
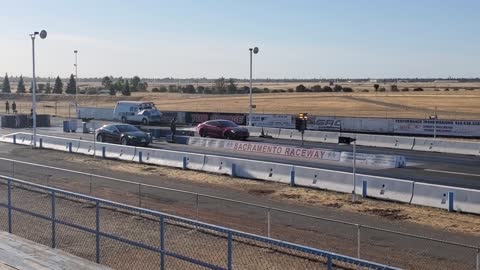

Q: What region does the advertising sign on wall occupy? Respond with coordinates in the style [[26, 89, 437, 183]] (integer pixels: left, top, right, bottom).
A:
[[248, 114, 294, 128], [310, 117, 342, 131], [393, 119, 480, 137]]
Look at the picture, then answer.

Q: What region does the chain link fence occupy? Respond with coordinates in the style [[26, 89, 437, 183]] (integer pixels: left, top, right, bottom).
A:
[[0, 176, 397, 270], [0, 157, 479, 269]]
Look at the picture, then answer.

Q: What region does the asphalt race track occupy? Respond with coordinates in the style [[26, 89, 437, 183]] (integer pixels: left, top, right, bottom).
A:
[[2, 126, 479, 190]]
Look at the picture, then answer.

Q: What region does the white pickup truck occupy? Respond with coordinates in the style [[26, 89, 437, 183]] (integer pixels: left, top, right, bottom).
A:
[[113, 101, 162, 125]]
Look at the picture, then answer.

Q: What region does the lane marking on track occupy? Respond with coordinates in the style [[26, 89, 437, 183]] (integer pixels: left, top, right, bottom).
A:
[[424, 169, 480, 177]]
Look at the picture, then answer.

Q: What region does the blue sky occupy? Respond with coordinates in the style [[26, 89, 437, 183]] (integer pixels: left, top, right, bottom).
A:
[[1, 0, 479, 78]]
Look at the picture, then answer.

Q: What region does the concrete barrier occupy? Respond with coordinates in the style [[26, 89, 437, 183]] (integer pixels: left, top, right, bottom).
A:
[[355, 134, 415, 150], [359, 175, 414, 203], [13, 133, 32, 146], [202, 155, 236, 176], [102, 144, 136, 161], [139, 148, 204, 170], [411, 182, 480, 214], [278, 129, 303, 141], [293, 166, 354, 193], [232, 159, 293, 184], [430, 140, 480, 156], [412, 138, 435, 152], [304, 131, 340, 144]]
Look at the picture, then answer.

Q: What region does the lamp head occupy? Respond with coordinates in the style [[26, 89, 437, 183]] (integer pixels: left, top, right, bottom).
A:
[[39, 30, 47, 39], [253, 47, 259, 54]]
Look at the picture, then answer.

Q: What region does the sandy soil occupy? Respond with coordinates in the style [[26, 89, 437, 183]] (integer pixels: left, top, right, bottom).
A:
[[2, 85, 480, 119]]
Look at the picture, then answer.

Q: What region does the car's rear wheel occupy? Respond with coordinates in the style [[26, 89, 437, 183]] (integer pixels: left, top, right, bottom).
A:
[[199, 129, 207, 137], [96, 134, 103, 142], [224, 132, 234, 140], [121, 137, 128, 145]]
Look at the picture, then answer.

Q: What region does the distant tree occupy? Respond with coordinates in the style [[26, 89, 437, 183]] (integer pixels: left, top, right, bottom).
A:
[[295, 84, 307, 92], [16, 75, 26, 93], [45, 82, 52, 94], [214, 77, 226, 94], [152, 88, 160, 92], [322, 86, 333, 92], [413, 87, 424, 92], [240, 86, 249, 94], [378, 87, 386, 92], [333, 85, 343, 92], [101, 76, 113, 89], [168, 85, 178, 93], [342, 87, 353, 92], [2, 73, 11, 93], [287, 88, 294, 92], [38, 83, 46, 93], [109, 87, 116, 96], [183, 84, 196, 93], [65, 74, 77, 94], [131, 76, 141, 92], [227, 78, 237, 94], [401, 87, 409, 92], [113, 77, 125, 93], [137, 82, 148, 92], [390, 85, 399, 92], [53, 76, 63, 94], [373, 84, 380, 91], [444, 88, 450, 91], [196, 85, 205, 94], [159, 86, 168, 92], [122, 79, 131, 96], [28, 81, 39, 93], [263, 88, 270, 93]]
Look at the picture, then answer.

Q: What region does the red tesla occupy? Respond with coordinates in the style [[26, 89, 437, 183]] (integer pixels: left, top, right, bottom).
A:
[[197, 120, 249, 140]]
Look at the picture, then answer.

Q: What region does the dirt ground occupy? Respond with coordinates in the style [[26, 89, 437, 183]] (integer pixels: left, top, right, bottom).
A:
[[2, 83, 480, 119]]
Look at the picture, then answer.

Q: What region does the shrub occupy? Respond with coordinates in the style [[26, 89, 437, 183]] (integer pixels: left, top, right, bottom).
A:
[[322, 86, 333, 92], [361, 89, 369, 92], [311, 85, 322, 92], [378, 87, 386, 92], [390, 85, 399, 92], [333, 84, 342, 92], [453, 88, 460, 91], [279, 89, 286, 92], [287, 88, 294, 92], [151, 87, 160, 92], [271, 89, 279, 93], [413, 87, 423, 91], [342, 87, 353, 92], [263, 88, 270, 93], [296, 84, 307, 92], [159, 86, 168, 92], [444, 88, 450, 91], [401, 87, 409, 92]]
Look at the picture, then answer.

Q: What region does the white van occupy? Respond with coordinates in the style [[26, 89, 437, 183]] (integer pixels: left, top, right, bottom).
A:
[[113, 101, 162, 125]]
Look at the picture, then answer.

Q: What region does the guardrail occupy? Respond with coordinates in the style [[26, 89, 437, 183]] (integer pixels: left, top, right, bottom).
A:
[[0, 157, 478, 270], [0, 175, 399, 270], [3, 132, 480, 216]]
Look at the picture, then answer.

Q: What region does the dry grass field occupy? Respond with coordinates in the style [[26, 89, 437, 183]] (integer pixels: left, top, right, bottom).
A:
[[2, 81, 480, 119]]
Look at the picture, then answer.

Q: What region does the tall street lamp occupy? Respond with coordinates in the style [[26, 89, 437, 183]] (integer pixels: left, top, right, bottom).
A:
[[30, 30, 47, 148], [248, 47, 259, 126], [74, 50, 78, 106]]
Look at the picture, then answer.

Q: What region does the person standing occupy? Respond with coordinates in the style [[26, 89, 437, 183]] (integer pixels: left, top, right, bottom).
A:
[[11, 101, 16, 114], [170, 117, 177, 142], [5, 101, 9, 114]]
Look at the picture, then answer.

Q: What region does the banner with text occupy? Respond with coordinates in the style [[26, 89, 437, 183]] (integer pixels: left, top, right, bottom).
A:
[[248, 114, 294, 128], [394, 119, 480, 137], [224, 141, 340, 161]]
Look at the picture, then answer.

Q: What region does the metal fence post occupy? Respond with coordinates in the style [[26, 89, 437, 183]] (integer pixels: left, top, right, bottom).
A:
[[138, 183, 142, 207], [51, 191, 56, 249], [89, 175, 93, 195], [357, 224, 361, 259], [267, 208, 271, 238], [227, 232, 233, 270], [476, 248, 479, 270], [160, 216, 165, 270], [11, 161, 14, 178], [95, 201, 100, 264], [7, 178, 12, 234], [195, 193, 200, 222]]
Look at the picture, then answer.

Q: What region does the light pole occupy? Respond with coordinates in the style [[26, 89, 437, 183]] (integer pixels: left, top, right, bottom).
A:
[[74, 50, 78, 106], [30, 30, 47, 148], [248, 47, 259, 126]]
